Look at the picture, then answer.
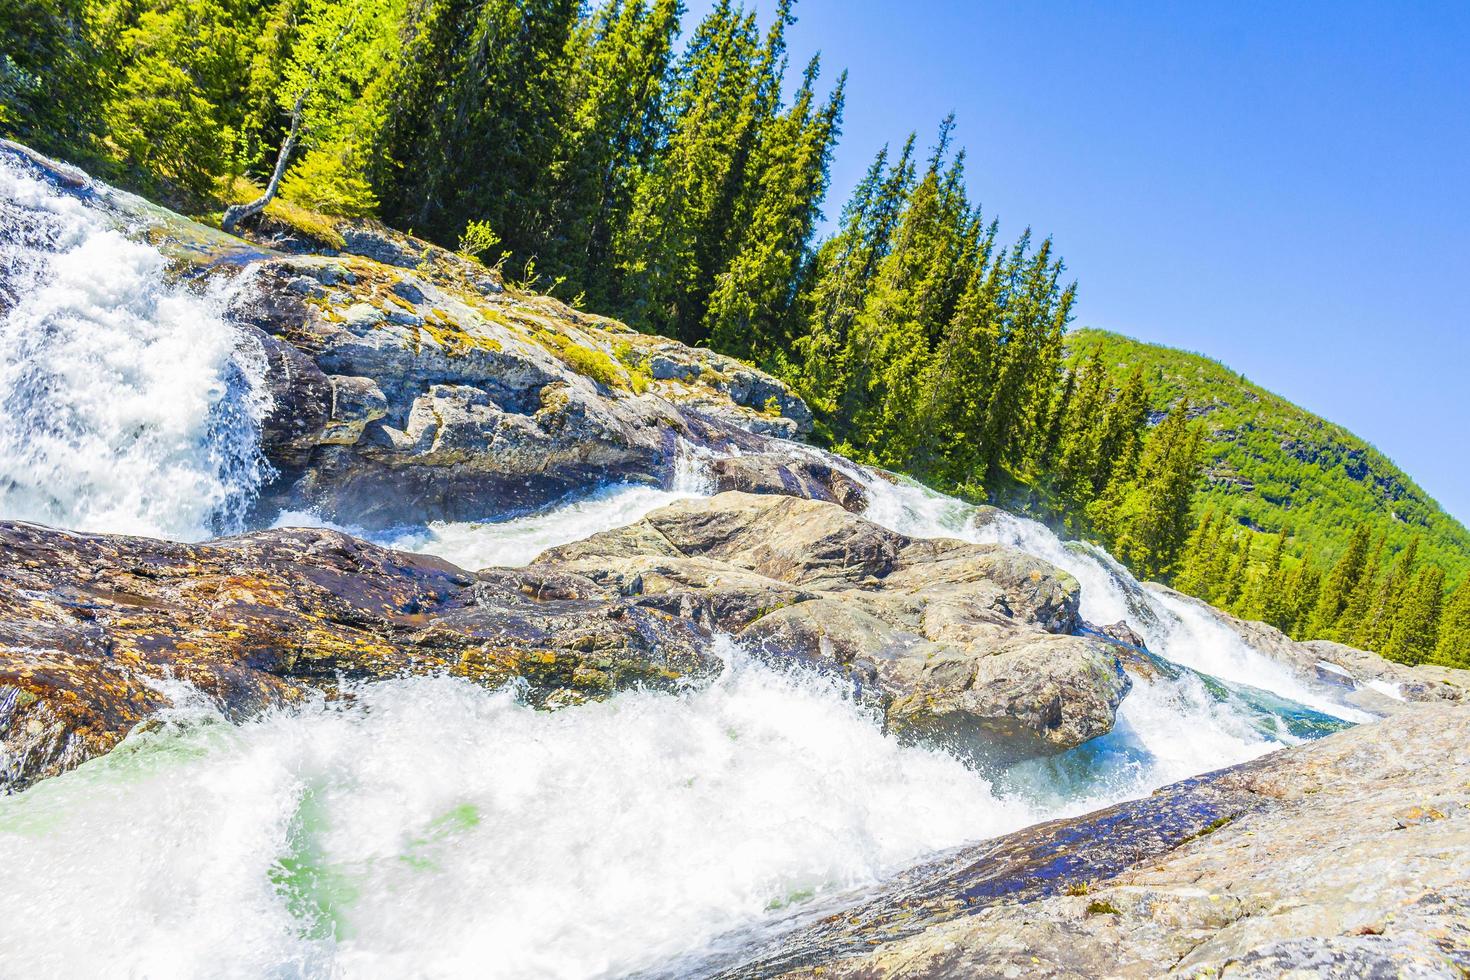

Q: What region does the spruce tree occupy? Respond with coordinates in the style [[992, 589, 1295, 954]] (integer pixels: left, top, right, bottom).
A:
[[1333, 533, 1385, 642], [1354, 537, 1418, 653], [1385, 566, 1446, 664], [1305, 523, 1372, 639], [1433, 573, 1470, 668], [1097, 400, 1204, 580], [705, 58, 844, 359]]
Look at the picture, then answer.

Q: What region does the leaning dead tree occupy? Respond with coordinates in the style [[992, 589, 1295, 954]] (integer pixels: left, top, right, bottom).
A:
[[221, 7, 360, 234], [222, 91, 306, 233]]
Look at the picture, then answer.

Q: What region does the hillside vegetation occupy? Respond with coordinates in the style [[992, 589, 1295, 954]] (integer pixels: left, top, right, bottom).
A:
[[1065, 328, 1470, 582]]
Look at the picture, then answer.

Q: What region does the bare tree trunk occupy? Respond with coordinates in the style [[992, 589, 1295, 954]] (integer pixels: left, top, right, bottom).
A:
[[223, 92, 307, 234]]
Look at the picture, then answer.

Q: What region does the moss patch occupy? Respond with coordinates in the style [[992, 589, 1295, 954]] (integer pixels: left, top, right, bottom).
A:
[[219, 177, 348, 250], [534, 330, 631, 390], [412, 310, 502, 357]]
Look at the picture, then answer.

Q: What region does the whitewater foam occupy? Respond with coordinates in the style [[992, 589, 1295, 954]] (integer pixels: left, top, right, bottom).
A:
[[846, 474, 1367, 723], [0, 642, 1029, 979], [0, 153, 271, 539]]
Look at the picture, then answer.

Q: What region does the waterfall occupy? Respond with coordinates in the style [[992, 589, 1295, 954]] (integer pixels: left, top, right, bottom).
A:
[[1, 157, 1380, 978], [832, 468, 1369, 801], [0, 152, 271, 540]]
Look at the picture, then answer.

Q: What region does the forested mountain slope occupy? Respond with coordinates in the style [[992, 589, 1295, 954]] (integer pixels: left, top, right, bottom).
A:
[[1066, 327, 1470, 582]]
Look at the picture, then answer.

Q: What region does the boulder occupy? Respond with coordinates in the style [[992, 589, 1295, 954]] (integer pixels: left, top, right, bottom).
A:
[[541, 493, 1126, 762], [708, 453, 869, 513], [1094, 620, 1148, 650]]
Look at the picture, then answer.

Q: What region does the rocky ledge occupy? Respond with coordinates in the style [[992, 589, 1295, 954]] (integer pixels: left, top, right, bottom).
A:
[[2, 139, 843, 531], [719, 700, 1470, 978], [0, 492, 1128, 792]]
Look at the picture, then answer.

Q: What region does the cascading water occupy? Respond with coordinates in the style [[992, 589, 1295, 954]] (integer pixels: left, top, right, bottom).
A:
[[381, 442, 716, 569], [0, 160, 1376, 978], [842, 469, 1366, 802], [274, 440, 719, 571], [0, 641, 1036, 979], [0, 153, 271, 540]]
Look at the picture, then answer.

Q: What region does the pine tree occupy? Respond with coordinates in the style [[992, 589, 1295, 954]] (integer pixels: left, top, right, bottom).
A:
[[704, 57, 844, 359], [1052, 352, 1108, 520], [382, 0, 583, 247], [1332, 533, 1384, 641], [1250, 528, 1290, 626], [1173, 507, 1220, 600], [540, 0, 682, 307], [1221, 530, 1251, 610], [0, 0, 106, 161], [1353, 537, 1418, 653], [789, 138, 914, 424], [611, 0, 780, 339], [1433, 573, 1470, 668], [1282, 543, 1321, 637], [1304, 523, 1372, 639], [1092, 366, 1149, 493], [1385, 565, 1446, 664], [1095, 400, 1204, 580]]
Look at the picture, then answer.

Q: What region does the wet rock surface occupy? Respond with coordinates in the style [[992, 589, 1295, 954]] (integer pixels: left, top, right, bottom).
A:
[[707, 452, 870, 513], [0, 493, 1128, 790], [719, 701, 1470, 978], [0, 520, 718, 792], [540, 493, 1129, 763]]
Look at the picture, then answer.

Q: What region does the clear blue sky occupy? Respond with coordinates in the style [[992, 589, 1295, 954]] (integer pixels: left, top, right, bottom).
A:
[[688, 0, 1470, 524]]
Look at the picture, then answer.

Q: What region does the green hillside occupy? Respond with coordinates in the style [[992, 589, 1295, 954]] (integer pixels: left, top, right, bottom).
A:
[[1065, 328, 1470, 582]]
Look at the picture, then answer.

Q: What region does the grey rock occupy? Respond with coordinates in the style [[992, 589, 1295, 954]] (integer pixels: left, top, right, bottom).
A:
[[718, 702, 1470, 979], [709, 453, 870, 513], [541, 493, 1124, 761]]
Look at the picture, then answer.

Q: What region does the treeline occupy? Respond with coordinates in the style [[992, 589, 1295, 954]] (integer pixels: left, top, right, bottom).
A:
[[1176, 513, 1470, 669], [778, 132, 1205, 581], [2, 0, 842, 345]]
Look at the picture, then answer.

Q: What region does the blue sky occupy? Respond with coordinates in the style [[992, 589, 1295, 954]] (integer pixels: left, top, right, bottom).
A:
[[687, 0, 1470, 524]]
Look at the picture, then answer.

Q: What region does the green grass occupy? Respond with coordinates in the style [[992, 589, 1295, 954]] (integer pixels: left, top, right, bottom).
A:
[[1066, 328, 1470, 582]]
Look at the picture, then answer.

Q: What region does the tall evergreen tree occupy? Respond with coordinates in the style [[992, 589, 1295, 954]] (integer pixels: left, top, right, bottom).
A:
[[1305, 523, 1372, 639], [792, 137, 915, 426], [540, 0, 682, 306], [1091, 400, 1204, 580], [705, 57, 844, 359], [1385, 565, 1445, 664], [1353, 537, 1418, 652], [1433, 573, 1470, 668]]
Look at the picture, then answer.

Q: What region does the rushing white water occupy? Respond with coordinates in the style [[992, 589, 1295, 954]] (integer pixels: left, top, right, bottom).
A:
[[370, 446, 716, 569], [825, 468, 1369, 812], [0, 152, 270, 539], [849, 470, 1365, 719], [0, 158, 1374, 979], [0, 642, 1034, 980]]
